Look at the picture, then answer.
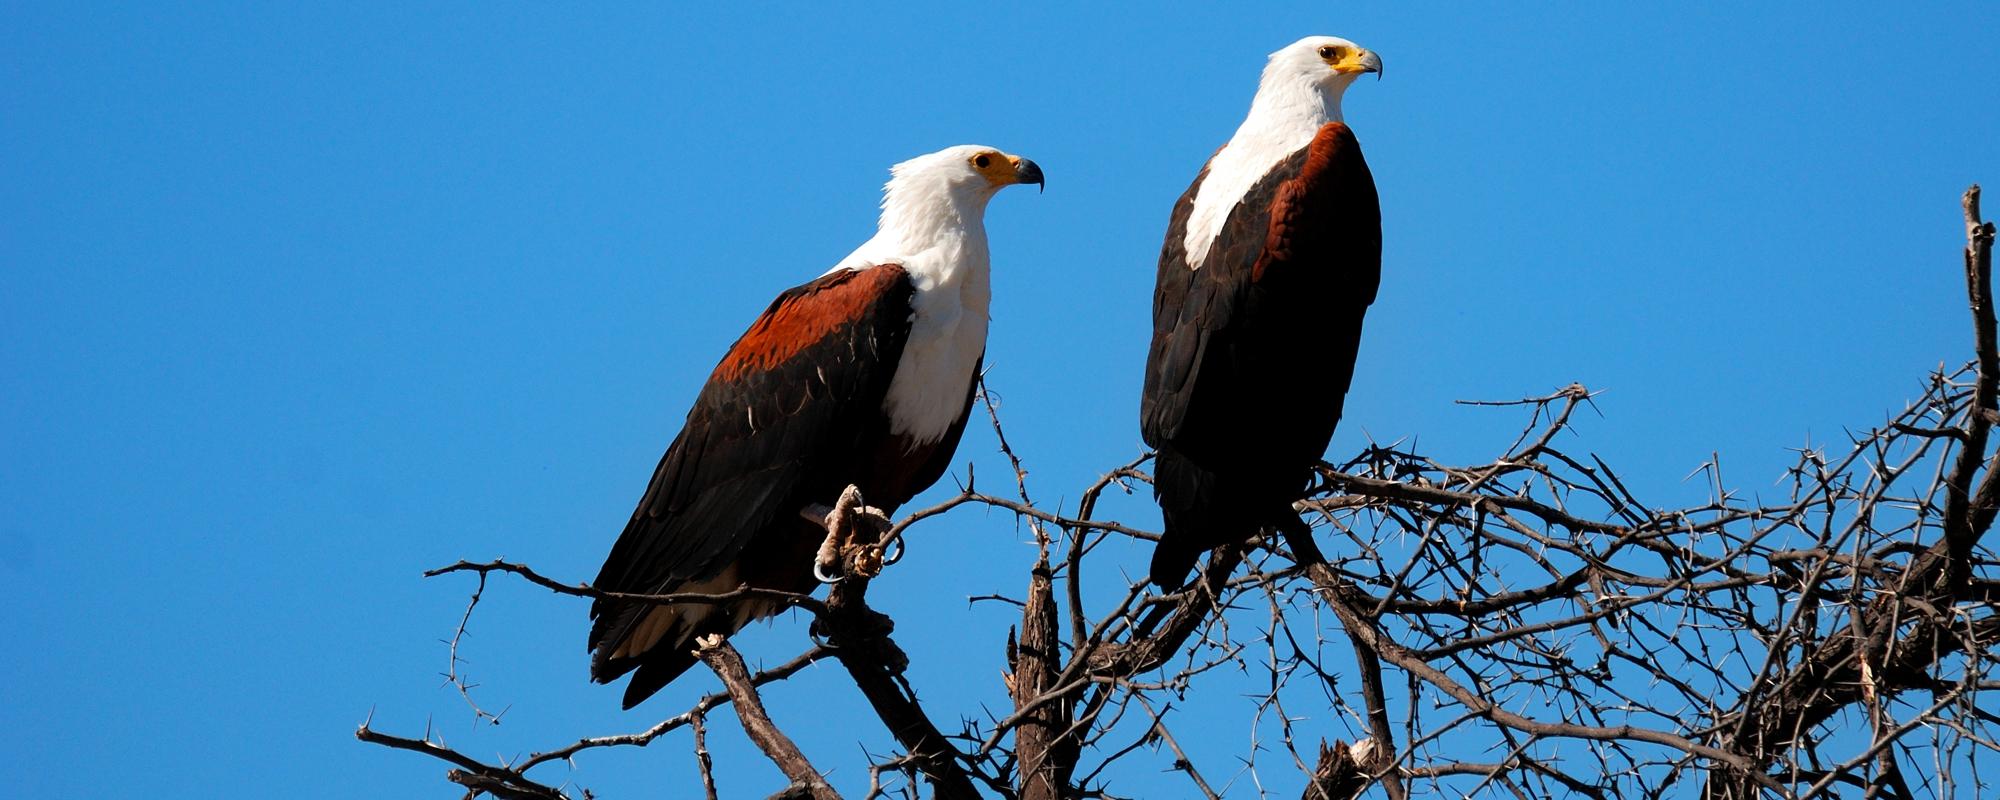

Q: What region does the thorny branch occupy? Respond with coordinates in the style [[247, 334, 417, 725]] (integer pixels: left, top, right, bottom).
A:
[[364, 189, 2000, 798], [695, 634, 839, 799]]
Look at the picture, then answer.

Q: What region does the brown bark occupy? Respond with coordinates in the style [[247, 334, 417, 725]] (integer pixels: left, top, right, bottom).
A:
[[694, 635, 839, 800], [1012, 556, 1079, 800]]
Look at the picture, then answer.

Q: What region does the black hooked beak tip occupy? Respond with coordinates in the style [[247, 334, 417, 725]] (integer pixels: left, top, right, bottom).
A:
[[1016, 158, 1045, 193]]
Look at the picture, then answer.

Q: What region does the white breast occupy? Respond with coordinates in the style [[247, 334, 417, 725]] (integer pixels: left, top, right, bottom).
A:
[[827, 235, 990, 445], [878, 239, 988, 443], [1181, 127, 1315, 270]]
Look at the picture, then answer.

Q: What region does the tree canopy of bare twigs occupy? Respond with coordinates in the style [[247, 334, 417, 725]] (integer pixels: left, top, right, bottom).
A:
[[361, 188, 1999, 799]]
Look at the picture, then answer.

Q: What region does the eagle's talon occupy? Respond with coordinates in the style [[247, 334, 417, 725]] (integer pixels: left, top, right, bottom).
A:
[[879, 536, 906, 567], [807, 619, 836, 648]]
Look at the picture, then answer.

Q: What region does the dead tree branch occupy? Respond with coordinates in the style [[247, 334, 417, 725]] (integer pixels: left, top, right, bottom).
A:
[[695, 634, 840, 800]]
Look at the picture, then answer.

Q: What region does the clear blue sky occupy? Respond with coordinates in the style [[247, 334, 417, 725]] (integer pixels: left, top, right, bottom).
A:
[[4, 3, 1997, 798]]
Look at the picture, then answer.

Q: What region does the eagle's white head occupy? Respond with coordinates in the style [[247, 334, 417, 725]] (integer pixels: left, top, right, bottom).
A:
[[1252, 35, 1383, 125], [874, 144, 1043, 240], [840, 143, 1042, 275], [1182, 36, 1382, 269], [886, 145, 1045, 200]]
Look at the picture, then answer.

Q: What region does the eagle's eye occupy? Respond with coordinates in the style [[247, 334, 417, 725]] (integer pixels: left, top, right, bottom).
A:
[[972, 154, 992, 169], [1318, 45, 1343, 60]]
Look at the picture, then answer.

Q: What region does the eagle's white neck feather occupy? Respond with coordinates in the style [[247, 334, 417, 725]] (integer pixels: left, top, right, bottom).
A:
[[828, 147, 1000, 443], [1182, 42, 1361, 270]]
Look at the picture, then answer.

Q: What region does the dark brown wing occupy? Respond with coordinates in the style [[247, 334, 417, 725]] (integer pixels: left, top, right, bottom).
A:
[[1139, 164, 1215, 446], [588, 264, 915, 685], [1141, 122, 1381, 587]]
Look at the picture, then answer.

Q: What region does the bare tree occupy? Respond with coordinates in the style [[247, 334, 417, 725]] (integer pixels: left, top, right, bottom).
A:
[[361, 187, 1999, 799]]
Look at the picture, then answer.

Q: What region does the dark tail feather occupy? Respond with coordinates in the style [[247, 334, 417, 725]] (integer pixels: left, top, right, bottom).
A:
[[588, 601, 644, 683], [1150, 447, 1235, 589], [1149, 506, 1206, 589], [589, 601, 697, 709], [621, 650, 699, 709], [590, 608, 704, 709], [1150, 446, 1304, 588]]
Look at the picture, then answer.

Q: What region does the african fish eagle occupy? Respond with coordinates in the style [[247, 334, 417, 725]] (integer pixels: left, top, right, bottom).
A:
[[1141, 36, 1384, 588], [589, 145, 1043, 707]]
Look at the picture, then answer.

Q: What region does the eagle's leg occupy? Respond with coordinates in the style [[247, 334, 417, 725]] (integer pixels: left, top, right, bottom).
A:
[[1277, 513, 1327, 567], [809, 509, 846, 584], [802, 486, 893, 584]]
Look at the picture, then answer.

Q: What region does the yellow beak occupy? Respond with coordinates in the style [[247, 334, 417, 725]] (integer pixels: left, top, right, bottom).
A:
[[1335, 48, 1384, 78]]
